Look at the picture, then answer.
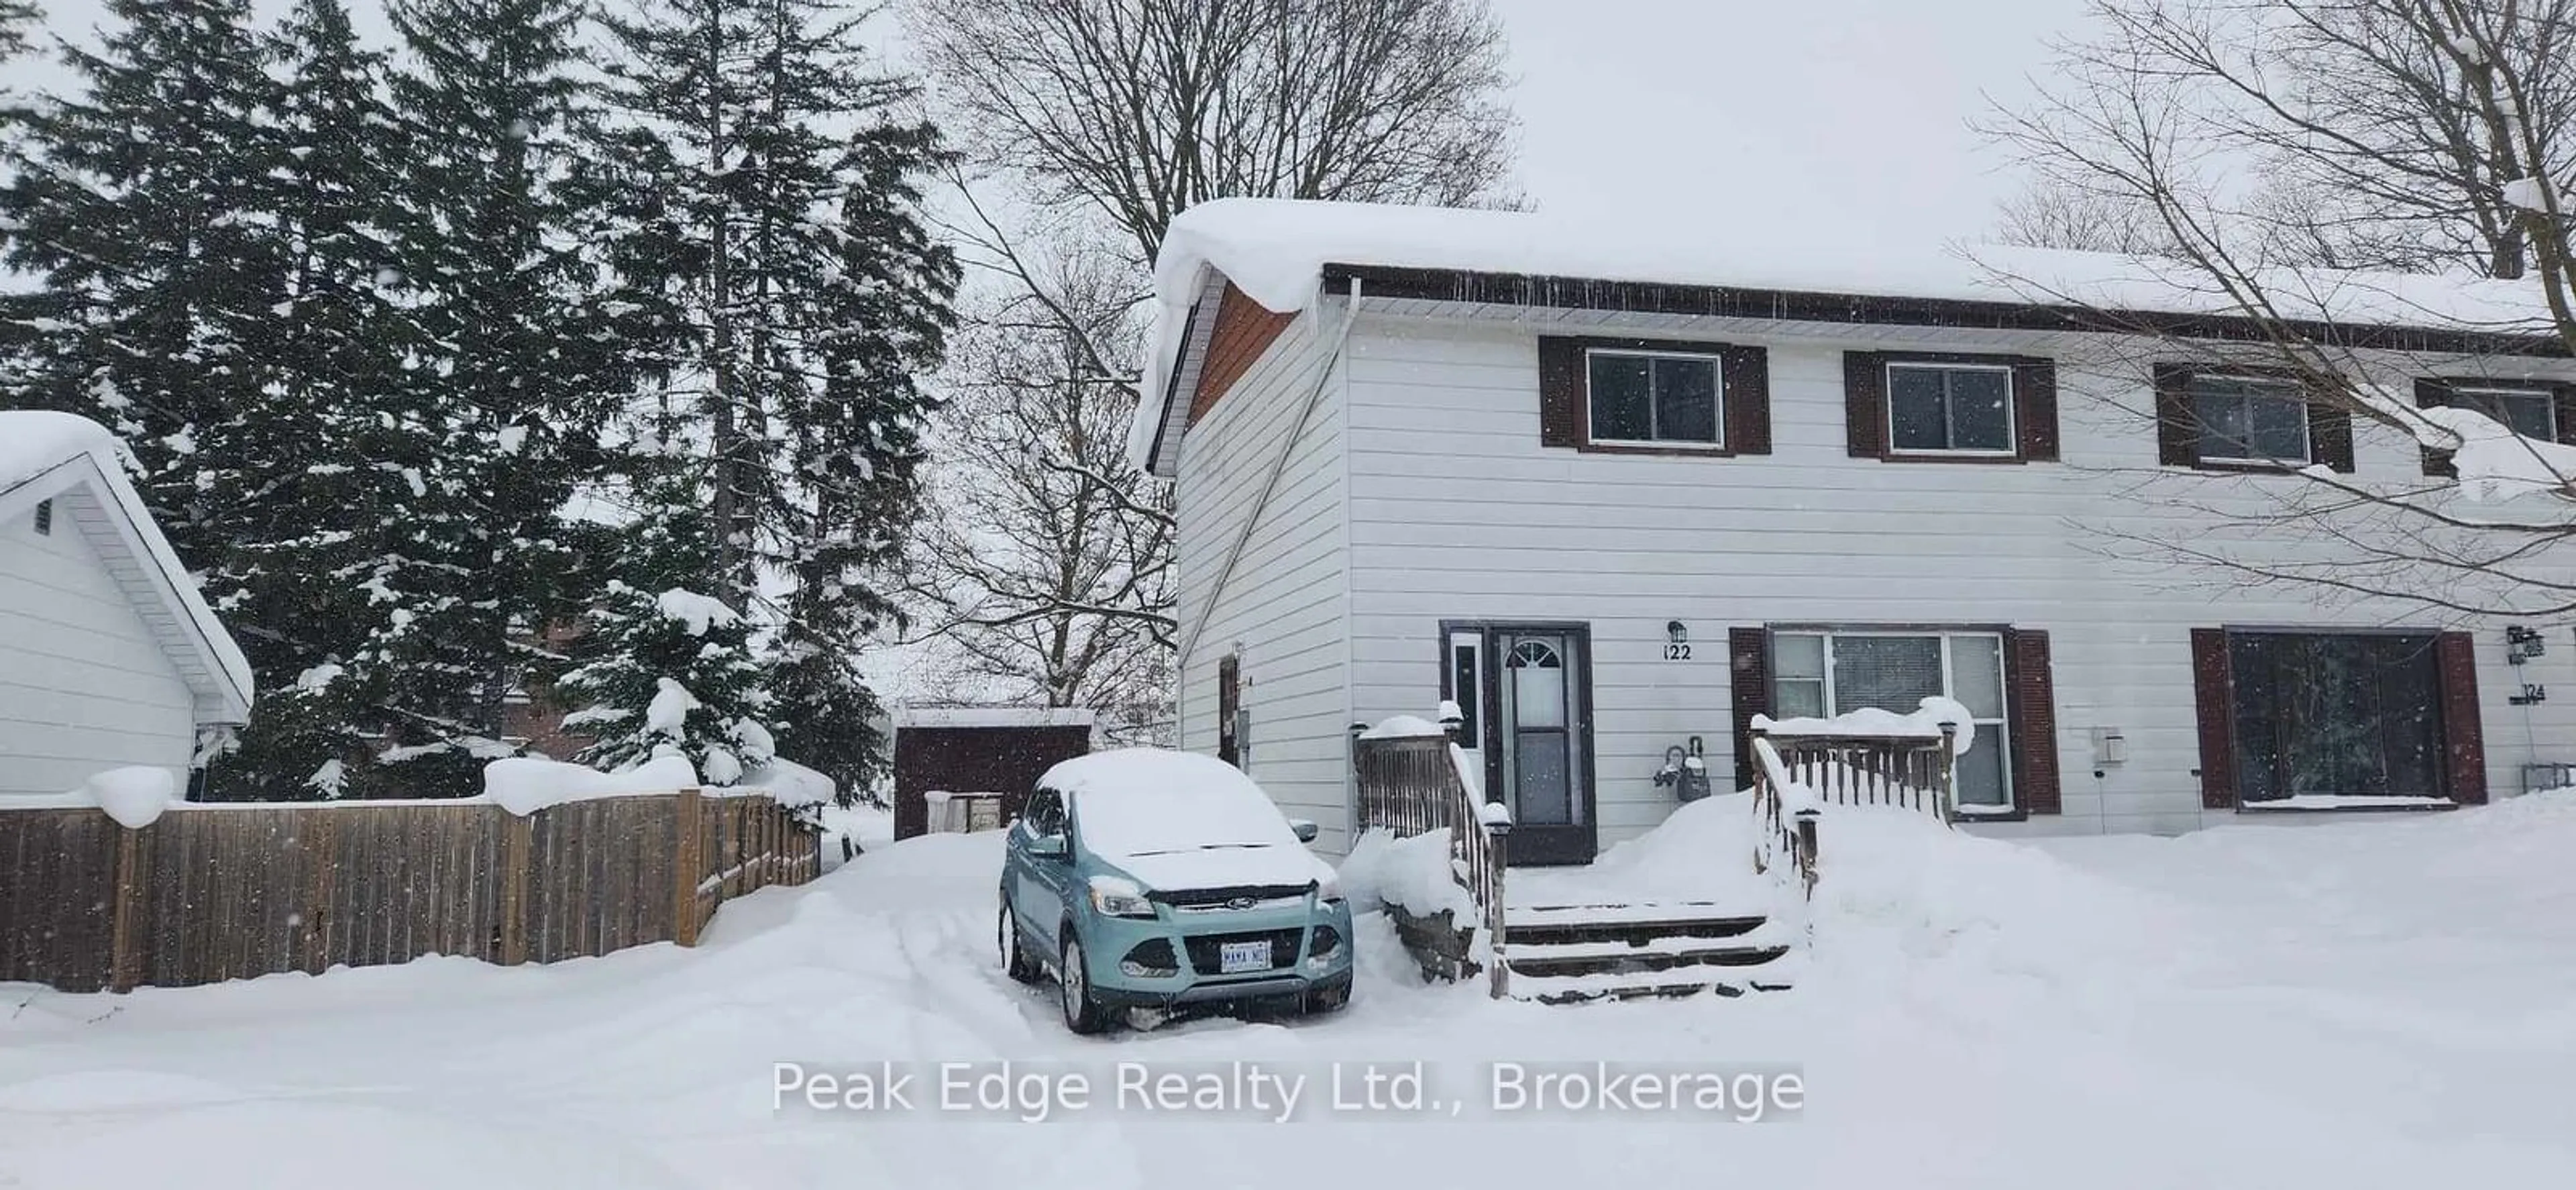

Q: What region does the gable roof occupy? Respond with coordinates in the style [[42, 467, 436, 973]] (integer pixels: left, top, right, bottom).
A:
[[1128, 197, 2567, 476], [0, 411, 255, 725]]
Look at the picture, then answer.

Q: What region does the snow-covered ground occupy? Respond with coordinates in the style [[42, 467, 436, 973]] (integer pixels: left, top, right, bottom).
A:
[[6, 795, 2574, 1188]]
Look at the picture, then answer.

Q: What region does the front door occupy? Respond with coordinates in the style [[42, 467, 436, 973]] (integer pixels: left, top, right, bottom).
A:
[[1443, 623, 1596, 866]]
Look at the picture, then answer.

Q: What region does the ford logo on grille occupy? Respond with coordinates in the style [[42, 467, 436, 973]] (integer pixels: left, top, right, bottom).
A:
[[1225, 896, 1256, 910]]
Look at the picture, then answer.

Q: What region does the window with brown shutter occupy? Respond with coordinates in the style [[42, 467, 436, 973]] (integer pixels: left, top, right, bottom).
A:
[[2003, 629, 2060, 816], [2434, 632, 2487, 805], [1729, 627, 1770, 791], [2416, 378, 2576, 480], [2156, 365, 2357, 473], [1536, 335, 1772, 457], [2196, 628, 2470, 808], [2189, 628, 2237, 808], [1760, 625, 2047, 817], [1841, 350, 2059, 464]]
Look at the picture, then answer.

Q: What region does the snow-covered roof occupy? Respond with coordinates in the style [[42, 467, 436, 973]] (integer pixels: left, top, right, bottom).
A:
[[891, 705, 1096, 730], [1129, 197, 2565, 474], [0, 411, 255, 724]]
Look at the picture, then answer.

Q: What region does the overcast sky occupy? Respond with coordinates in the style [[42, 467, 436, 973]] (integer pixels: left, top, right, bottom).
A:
[[18, 0, 2092, 247]]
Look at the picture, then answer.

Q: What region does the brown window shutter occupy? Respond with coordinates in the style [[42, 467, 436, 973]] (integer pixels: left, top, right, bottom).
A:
[[2189, 628, 2237, 809], [1729, 627, 1770, 792], [2002, 629, 2060, 815], [2434, 632, 2487, 804], [2154, 364, 2198, 466], [2012, 358, 2059, 462], [2416, 378, 2457, 477], [2554, 383, 2576, 447], [2307, 401, 2356, 473], [1537, 337, 1585, 448], [1216, 653, 1242, 769], [1723, 345, 1771, 455], [1843, 352, 1887, 457]]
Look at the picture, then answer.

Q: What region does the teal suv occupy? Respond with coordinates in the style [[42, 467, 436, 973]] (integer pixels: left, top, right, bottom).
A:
[[999, 749, 1356, 1034]]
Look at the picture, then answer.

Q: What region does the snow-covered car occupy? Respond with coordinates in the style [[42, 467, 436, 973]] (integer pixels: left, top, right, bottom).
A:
[[998, 748, 1355, 1034]]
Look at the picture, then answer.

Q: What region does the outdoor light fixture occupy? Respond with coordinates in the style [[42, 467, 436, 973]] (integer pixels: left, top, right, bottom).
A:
[[1667, 620, 1688, 645], [2508, 625, 2547, 665]]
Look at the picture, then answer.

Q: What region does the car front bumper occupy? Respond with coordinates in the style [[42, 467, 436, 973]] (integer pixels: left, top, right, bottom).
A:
[[1079, 899, 1357, 1010]]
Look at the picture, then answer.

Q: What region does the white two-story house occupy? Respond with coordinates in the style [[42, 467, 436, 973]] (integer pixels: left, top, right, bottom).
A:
[[1132, 198, 2576, 865]]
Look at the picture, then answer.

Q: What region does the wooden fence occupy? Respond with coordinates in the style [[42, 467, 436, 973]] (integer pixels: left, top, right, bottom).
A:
[[0, 790, 819, 993]]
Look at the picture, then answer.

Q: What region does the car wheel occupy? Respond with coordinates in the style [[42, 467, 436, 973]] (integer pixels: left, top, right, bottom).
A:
[[1059, 934, 1112, 1035], [998, 898, 1041, 984]]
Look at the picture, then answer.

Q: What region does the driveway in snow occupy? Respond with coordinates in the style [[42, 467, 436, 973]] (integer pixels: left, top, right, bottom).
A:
[[4, 797, 2573, 1189]]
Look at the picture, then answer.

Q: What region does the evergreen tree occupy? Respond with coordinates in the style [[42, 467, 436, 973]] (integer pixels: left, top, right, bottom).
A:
[[597, 0, 957, 800], [376, 0, 635, 791], [555, 460, 772, 781], [201, 0, 424, 800], [0, 0, 286, 773], [0, 3, 40, 64]]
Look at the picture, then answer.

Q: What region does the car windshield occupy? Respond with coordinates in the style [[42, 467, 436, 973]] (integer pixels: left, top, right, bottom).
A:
[[1052, 751, 1300, 859]]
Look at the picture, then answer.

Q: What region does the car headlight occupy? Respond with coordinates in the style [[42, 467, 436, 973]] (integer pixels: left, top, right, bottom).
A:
[[1087, 875, 1157, 918]]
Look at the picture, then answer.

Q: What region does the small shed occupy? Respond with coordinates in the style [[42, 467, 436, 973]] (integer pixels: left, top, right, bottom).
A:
[[890, 706, 1094, 839], [0, 413, 254, 800]]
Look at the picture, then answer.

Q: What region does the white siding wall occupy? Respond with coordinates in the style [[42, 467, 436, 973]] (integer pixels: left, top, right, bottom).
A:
[[0, 500, 195, 799], [1173, 303, 1355, 852], [1340, 313, 2576, 843]]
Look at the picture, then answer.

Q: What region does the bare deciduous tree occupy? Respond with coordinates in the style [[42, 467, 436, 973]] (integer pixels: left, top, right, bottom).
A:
[[1986, 0, 2576, 617], [896, 0, 1519, 732], [901, 242, 1176, 736], [907, 0, 1519, 266]]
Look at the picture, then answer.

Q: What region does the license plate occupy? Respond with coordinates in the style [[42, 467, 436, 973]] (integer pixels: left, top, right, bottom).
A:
[[1218, 939, 1271, 973]]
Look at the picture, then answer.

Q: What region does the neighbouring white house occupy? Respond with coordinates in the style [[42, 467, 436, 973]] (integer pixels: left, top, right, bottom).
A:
[[0, 411, 254, 800], [1135, 197, 2576, 862]]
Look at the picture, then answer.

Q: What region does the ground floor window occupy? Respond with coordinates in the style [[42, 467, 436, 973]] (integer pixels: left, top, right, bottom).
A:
[[2226, 631, 2442, 801], [1770, 629, 2011, 810]]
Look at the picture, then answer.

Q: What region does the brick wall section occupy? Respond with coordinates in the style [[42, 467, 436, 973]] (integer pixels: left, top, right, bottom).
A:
[[1187, 282, 1297, 427]]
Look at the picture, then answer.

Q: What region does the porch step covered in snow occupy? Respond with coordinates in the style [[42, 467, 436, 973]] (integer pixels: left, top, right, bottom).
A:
[[1501, 902, 1796, 1004]]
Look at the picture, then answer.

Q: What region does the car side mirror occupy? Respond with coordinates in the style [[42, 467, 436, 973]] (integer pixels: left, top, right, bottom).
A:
[[1289, 818, 1320, 844], [1026, 832, 1069, 860]]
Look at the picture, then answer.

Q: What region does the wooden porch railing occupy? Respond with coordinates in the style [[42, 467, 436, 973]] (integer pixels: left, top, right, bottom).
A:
[[1754, 724, 1960, 825], [1750, 724, 1959, 911], [1351, 715, 1511, 998]]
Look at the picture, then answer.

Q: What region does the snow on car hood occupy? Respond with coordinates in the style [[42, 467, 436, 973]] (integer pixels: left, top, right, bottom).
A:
[[1107, 845, 1334, 895]]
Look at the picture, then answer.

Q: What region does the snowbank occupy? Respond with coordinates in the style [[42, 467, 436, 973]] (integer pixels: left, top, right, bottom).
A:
[[1337, 826, 1475, 922], [480, 755, 702, 816], [1755, 694, 1976, 756]]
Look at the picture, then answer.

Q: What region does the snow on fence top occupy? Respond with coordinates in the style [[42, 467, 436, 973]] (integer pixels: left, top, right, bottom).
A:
[[1754, 695, 1978, 757], [1130, 197, 2561, 472], [0, 411, 256, 713], [892, 706, 1096, 730]]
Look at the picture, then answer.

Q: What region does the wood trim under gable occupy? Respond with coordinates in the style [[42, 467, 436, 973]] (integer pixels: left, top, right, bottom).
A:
[[1187, 282, 1297, 428]]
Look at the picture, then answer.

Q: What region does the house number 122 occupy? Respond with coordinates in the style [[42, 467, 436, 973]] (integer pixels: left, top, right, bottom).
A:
[[1662, 643, 1692, 661]]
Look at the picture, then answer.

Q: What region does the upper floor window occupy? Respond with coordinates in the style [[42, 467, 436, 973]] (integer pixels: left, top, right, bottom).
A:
[[2451, 386, 2557, 439], [2191, 375, 2310, 465], [1888, 363, 2014, 455], [1587, 348, 1721, 447], [1539, 335, 1771, 457], [1844, 350, 2057, 464]]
